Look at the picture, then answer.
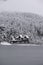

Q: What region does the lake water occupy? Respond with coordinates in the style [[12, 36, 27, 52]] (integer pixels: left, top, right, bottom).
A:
[[0, 43, 43, 65]]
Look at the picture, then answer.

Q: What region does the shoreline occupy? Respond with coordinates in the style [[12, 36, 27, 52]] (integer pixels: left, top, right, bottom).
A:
[[0, 41, 41, 46]]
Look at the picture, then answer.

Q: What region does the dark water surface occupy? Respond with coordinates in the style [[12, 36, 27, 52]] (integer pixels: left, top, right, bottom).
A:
[[0, 45, 43, 65]]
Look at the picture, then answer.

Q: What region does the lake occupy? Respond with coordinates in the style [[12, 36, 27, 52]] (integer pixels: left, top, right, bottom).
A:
[[0, 44, 43, 65]]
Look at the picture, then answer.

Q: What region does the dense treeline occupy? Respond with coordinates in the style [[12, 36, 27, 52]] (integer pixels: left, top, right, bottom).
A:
[[0, 12, 43, 44]]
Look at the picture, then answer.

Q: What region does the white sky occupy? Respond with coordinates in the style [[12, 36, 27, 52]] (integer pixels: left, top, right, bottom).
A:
[[0, 0, 43, 16]]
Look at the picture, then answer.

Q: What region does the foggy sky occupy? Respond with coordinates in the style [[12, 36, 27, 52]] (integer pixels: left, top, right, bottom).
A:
[[0, 0, 43, 16]]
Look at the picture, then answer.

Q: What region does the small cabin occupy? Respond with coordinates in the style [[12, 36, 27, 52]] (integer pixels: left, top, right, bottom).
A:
[[16, 34, 23, 40], [24, 35, 29, 39], [23, 35, 29, 43]]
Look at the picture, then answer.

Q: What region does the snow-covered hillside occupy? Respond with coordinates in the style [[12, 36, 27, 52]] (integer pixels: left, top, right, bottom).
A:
[[0, 12, 43, 44]]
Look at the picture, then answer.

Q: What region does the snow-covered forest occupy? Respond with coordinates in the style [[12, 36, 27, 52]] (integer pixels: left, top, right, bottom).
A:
[[0, 12, 43, 44]]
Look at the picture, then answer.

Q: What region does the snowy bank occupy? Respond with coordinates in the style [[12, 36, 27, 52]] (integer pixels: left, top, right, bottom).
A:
[[1, 42, 12, 45]]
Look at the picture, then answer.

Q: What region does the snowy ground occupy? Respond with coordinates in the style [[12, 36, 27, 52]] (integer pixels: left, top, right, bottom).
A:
[[0, 42, 12, 45]]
